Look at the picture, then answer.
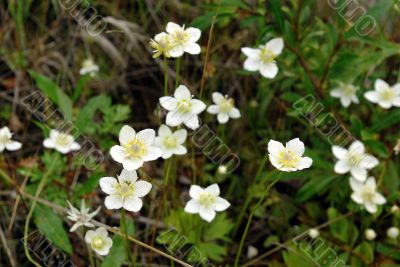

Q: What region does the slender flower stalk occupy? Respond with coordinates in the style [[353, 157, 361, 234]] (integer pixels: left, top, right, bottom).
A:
[[175, 57, 181, 88], [164, 56, 168, 96], [120, 209, 135, 266]]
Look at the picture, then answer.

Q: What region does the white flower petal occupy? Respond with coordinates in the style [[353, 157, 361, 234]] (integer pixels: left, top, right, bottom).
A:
[[341, 97, 351, 107], [334, 160, 350, 174], [360, 155, 379, 169], [378, 100, 392, 109], [365, 177, 376, 189], [241, 47, 260, 58], [160, 96, 178, 111], [268, 140, 285, 157], [365, 202, 377, 213], [212, 92, 224, 104], [158, 125, 172, 137], [191, 99, 206, 114], [137, 129, 156, 145], [123, 196, 143, 212], [375, 79, 389, 92], [166, 22, 181, 34], [212, 197, 230, 211], [286, 138, 305, 156], [189, 185, 203, 198], [349, 141, 365, 155], [184, 115, 200, 130], [184, 199, 200, 213], [297, 157, 313, 170], [349, 178, 363, 192], [173, 145, 187, 155], [166, 111, 184, 127], [332, 146, 347, 159], [134, 181, 152, 197], [169, 46, 184, 58], [122, 158, 144, 171], [104, 195, 123, 209], [351, 192, 363, 204], [99, 177, 118, 194], [373, 193, 386, 205], [266, 37, 284, 55], [43, 138, 55, 148], [243, 58, 260, 71], [364, 91, 379, 103], [70, 142, 81, 151], [119, 125, 136, 146], [118, 169, 138, 183], [174, 85, 191, 100], [330, 88, 342, 98], [173, 129, 187, 144], [350, 167, 367, 181], [199, 207, 216, 222], [259, 63, 278, 79], [229, 108, 241, 119], [217, 113, 229, 124], [205, 184, 220, 196], [184, 43, 201, 55], [110, 145, 128, 163], [143, 146, 162, 161], [207, 105, 220, 114], [5, 141, 22, 151], [186, 27, 201, 42]]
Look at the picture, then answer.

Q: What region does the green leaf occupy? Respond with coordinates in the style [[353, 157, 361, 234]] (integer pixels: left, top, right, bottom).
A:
[[327, 207, 359, 246], [29, 70, 73, 121], [384, 161, 399, 200], [269, 0, 285, 34], [33, 205, 73, 254], [296, 176, 337, 202], [353, 242, 374, 264], [75, 94, 110, 134], [369, 110, 400, 132], [363, 140, 389, 158]]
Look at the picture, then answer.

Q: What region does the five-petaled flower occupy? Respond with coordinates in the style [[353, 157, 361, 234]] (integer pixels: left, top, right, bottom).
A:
[[350, 177, 386, 213], [159, 85, 206, 130], [85, 227, 113, 256], [207, 92, 241, 124], [154, 124, 187, 159], [166, 22, 201, 57], [364, 79, 400, 109], [150, 32, 173, 58], [79, 59, 99, 77], [43, 129, 81, 154], [110, 125, 162, 170], [241, 37, 284, 79], [330, 83, 359, 107], [332, 141, 378, 181], [268, 138, 313, 172], [184, 184, 230, 222], [66, 200, 100, 232], [0, 126, 22, 152], [100, 169, 152, 212]]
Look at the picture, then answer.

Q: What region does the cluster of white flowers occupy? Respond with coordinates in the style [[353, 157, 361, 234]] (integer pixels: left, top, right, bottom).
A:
[[79, 59, 99, 77], [150, 22, 201, 58]]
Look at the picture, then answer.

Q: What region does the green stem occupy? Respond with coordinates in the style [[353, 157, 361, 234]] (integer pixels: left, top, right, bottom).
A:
[[234, 173, 282, 267], [24, 161, 57, 267], [121, 210, 135, 266], [83, 228, 96, 267], [175, 57, 181, 88], [164, 56, 168, 96], [163, 158, 172, 212]]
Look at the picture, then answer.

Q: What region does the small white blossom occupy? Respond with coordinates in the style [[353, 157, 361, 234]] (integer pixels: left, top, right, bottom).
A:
[[308, 228, 320, 239], [364, 79, 400, 109], [79, 59, 99, 77], [43, 129, 81, 154], [184, 184, 230, 222], [100, 169, 152, 212], [166, 22, 201, 57], [159, 85, 206, 130], [267, 138, 313, 172], [391, 205, 400, 214], [85, 227, 113, 256], [247, 246, 258, 259], [365, 229, 377, 241], [66, 200, 100, 232], [110, 125, 162, 170], [330, 83, 359, 107], [387, 227, 399, 239], [150, 32, 173, 58], [0, 126, 22, 152], [350, 177, 386, 213], [217, 165, 228, 175], [241, 37, 284, 79], [207, 92, 241, 124], [332, 141, 378, 181], [154, 125, 187, 159]]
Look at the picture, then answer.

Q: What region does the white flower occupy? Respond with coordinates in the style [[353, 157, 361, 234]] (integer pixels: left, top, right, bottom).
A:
[[332, 141, 378, 181], [66, 200, 100, 232], [387, 227, 399, 239], [154, 125, 187, 159], [330, 83, 359, 107], [267, 138, 313, 172], [166, 22, 201, 57], [159, 85, 206, 130], [150, 32, 173, 58], [43, 129, 81, 154], [350, 177, 386, 213], [391, 205, 400, 214], [85, 227, 113, 256], [79, 59, 99, 77], [207, 92, 241, 124], [110, 125, 162, 170], [247, 246, 258, 259], [99, 169, 152, 212], [217, 165, 227, 175], [241, 37, 284, 79], [308, 228, 320, 239], [365, 229, 377, 241], [0, 126, 22, 152], [364, 79, 400, 109], [184, 184, 230, 222]]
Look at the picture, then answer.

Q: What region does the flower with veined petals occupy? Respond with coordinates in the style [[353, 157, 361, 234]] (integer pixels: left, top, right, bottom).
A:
[[166, 22, 201, 57], [350, 177, 386, 213], [79, 59, 99, 77], [43, 129, 81, 154], [364, 79, 400, 109], [99, 169, 152, 212], [332, 141, 378, 181], [66, 200, 100, 232], [207, 92, 241, 124], [159, 85, 206, 130], [267, 138, 313, 172], [184, 184, 230, 222], [0, 126, 22, 152], [150, 32, 173, 58], [330, 83, 359, 107], [154, 124, 187, 159], [110, 125, 162, 170], [85, 227, 113, 256], [241, 37, 284, 79]]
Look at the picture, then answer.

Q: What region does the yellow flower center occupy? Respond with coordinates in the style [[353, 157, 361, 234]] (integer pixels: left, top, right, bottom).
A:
[[343, 85, 355, 97], [163, 136, 177, 148], [115, 181, 135, 198], [92, 237, 105, 250], [277, 150, 301, 168], [380, 88, 395, 101], [198, 192, 216, 208], [219, 98, 234, 113], [177, 99, 192, 113], [346, 152, 362, 166], [259, 47, 277, 64], [172, 30, 189, 45], [125, 138, 146, 157], [361, 187, 375, 202], [55, 133, 72, 146]]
